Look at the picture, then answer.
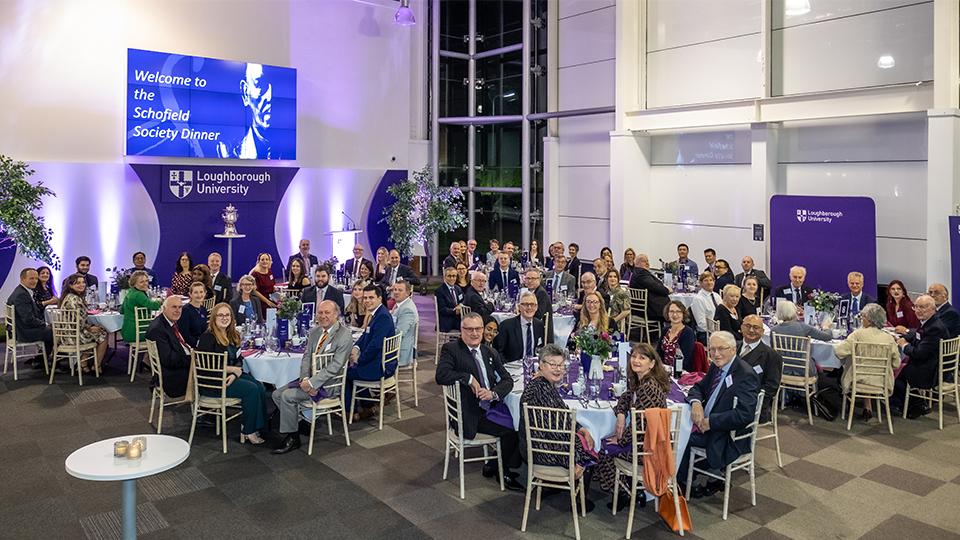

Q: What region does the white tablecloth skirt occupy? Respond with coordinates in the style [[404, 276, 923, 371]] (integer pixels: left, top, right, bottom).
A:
[[243, 351, 301, 387], [669, 293, 696, 309], [45, 306, 124, 333]]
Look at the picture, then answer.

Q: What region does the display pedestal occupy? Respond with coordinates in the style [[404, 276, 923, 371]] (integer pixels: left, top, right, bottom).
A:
[[214, 233, 246, 277], [326, 230, 364, 267]]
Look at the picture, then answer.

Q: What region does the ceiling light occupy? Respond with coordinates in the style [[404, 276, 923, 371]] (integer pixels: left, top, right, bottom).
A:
[[877, 55, 895, 69], [393, 0, 416, 26]]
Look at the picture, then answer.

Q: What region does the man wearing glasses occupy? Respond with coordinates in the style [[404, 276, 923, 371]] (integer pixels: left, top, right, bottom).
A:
[[145, 296, 192, 398], [498, 292, 545, 363], [678, 331, 760, 499], [436, 312, 523, 490], [738, 315, 782, 423], [464, 272, 495, 319], [523, 269, 551, 322], [893, 295, 948, 419], [926, 283, 959, 339]]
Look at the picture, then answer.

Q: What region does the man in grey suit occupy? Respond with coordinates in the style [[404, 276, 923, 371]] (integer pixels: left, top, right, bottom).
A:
[[272, 300, 354, 454], [391, 279, 419, 367], [545, 254, 577, 298]]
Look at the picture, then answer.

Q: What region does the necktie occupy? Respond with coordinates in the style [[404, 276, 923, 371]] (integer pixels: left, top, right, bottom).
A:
[[502, 271, 508, 289], [852, 297, 859, 315], [449, 286, 456, 304], [386, 267, 393, 285], [553, 274, 559, 291], [711, 293, 718, 307], [525, 322, 534, 357], [472, 349, 490, 411], [741, 343, 752, 357], [315, 330, 328, 355], [794, 288, 799, 304], [172, 324, 192, 351], [709, 368, 723, 398]]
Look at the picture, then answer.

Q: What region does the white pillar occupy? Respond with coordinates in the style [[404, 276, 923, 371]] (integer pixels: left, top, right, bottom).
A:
[[926, 109, 960, 287], [543, 137, 560, 245], [609, 130, 650, 256], [749, 123, 780, 271]]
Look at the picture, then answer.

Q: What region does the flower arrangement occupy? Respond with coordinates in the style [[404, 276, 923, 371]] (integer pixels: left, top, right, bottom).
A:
[[107, 267, 130, 290], [320, 256, 339, 274], [276, 295, 303, 320], [571, 326, 620, 358], [808, 289, 839, 313], [664, 261, 680, 274]]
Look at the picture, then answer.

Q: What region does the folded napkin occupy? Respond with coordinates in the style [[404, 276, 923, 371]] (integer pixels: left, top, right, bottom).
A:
[[87, 309, 102, 315], [240, 349, 260, 358]]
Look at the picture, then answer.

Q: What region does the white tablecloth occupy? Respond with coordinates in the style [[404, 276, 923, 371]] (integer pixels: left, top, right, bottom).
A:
[[243, 350, 302, 387], [491, 311, 513, 324], [45, 306, 123, 333], [553, 314, 576, 345], [761, 326, 843, 369], [669, 293, 696, 309]]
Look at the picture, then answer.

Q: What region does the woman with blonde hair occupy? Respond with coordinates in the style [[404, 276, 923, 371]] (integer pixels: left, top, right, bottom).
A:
[[577, 290, 610, 334]]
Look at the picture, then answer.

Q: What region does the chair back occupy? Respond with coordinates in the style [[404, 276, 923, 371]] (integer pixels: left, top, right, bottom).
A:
[[460, 305, 473, 319], [434, 295, 441, 331], [191, 350, 230, 402], [412, 320, 420, 361], [628, 406, 651, 471], [522, 403, 578, 474], [940, 336, 960, 385], [203, 297, 216, 311], [383, 332, 401, 372], [772, 334, 812, 377], [311, 351, 344, 399], [442, 383, 470, 442], [52, 307, 83, 347], [851, 342, 896, 392], [4, 303, 15, 342], [730, 390, 765, 454], [706, 318, 720, 339], [628, 288, 648, 314], [146, 339, 164, 386], [134, 306, 152, 344]]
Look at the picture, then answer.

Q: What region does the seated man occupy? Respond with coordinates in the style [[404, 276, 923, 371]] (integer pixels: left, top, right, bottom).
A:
[[125, 251, 157, 286], [346, 285, 397, 419], [546, 254, 577, 297], [734, 256, 772, 299], [893, 295, 948, 419], [443, 242, 461, 269], [680, 332, 760, 498], [145, 296, 191, 398], [435, 266, 464, 333], [463, 272, 495, 319], [927, 283, 960, 339], [573, 272, 609, 320], [287, 238, 319, 274], [628, 253, 672, 322], [207, 253, 233, 305], [703, 248, 717, 275], [489, 252, 520, 293], [773, 266, 813, 307], [838, 271, 877, 318], [465, 239, 482, 268], [673, 243, 699, 277], [498, 292, 545, 362], [769, 300, 832, 377], [591, 258, 608, 283], [272, 300, 353, 454], [436, 312, 523, 490], [524, 269, 551, 322], [6, 268, 54, 367], [65, 255, 99, 293], [739, 315, 782, 423], [301, 265, 345, 314], [379, 249, 421, 291], [713, 259, 734, 292], [344, 244, 371, 281], [391, 279, 420, 367]]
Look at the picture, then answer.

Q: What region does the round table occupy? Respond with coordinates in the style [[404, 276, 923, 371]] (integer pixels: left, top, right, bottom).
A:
[[242, 350, 303, 387], [65, 434, 189, 539], [45, 306, 124, 332], [669, 293, 696, 309]]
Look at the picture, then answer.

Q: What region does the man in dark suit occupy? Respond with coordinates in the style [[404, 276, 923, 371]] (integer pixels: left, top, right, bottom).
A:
[[773, 266, 813, 307], [379, 250, 421, 292], [301, 265, 345, 314], [628, 254, 671, 322], [463, 272, 495, 320], [6, 268, 54, 366], [733, 256, 772, 298], [546, 254, 577, 298], [713, 259, 735, 293], [435, 267, 464, 333], [465, 239, 482, 268], [443, 242, 461, 270], [523, 269, 552, 322], [343, 244, 371, 282], [739, 315, 782, 423], [893, 295, 948, 419], [498, 293, 545, 362], [207, 253, 233, 305], [75, 256, 99, 289], [436, 312, 522, 490], [145, 296, 192, 398], [680, 331, 760, 498], [567, 243, 582, 282], [489, 252, 520, 293], [928, 283, 960, 339], [286, 238, 319, 275], [346, 285, 396, 419], [838, 271, 877, 319]]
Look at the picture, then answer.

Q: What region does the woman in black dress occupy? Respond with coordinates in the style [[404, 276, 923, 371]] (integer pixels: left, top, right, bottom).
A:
[[714, 284, 743, 342]]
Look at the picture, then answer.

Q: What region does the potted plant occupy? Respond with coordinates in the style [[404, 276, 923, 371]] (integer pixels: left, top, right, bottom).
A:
[[382, 165, 468, 262], [0, 155, 60, 269]]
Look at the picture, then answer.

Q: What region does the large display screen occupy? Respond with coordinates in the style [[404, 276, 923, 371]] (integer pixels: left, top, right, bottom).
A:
[[126, 49, 296, 160]]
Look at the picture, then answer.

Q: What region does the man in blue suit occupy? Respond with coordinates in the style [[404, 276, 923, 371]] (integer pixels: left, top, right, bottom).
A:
[[489, 252, 520, 294], [435, 266, 464, 333], [679, 331, 760, 499], [346, 285, 396, 420], [838, 271, 877, 318]]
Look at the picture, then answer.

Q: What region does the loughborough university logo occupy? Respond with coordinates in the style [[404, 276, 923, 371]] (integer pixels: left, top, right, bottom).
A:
[[169, 170, 193, 199], [797, 210, 807, 223]]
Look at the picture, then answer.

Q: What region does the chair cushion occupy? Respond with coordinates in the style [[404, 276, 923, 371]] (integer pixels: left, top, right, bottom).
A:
[[447, 429, 498, 446], [781, 375, 817, 386], [613, 456, 642, 475], [197, 396, 242, 408], [532, 464, 574, 482]]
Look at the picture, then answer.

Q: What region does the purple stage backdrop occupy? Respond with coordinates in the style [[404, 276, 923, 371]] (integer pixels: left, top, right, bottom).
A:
[[950, 216, 960, 301], [770, 195, 877, 297], [131, 163, 299, 285]]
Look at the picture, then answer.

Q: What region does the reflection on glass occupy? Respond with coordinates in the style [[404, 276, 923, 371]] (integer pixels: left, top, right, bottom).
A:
[[877, 55, 895, 69]]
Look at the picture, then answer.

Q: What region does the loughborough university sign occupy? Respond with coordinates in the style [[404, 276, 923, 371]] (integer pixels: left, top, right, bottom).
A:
[[161, 165, 277, 203]]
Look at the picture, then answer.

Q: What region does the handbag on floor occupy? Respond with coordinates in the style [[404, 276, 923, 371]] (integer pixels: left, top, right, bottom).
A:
[[658, 489, 692, 532]]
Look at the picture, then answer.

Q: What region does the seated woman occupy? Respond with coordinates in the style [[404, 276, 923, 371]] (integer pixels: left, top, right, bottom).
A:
[[374, 247, 390, 282], [713, 259, 735, 292], [885, 279, 919, 329], [519, 344, 597, 511], [121, 270, 164, 348], [619, 248, 636, 283], [230, 275, 263, 326], [574, 273, 609, 320], [34, 265, 58, 311], [60, 273, 109, 373], [192, 263, 214, 299], [481, 315, 500, 349], [714, 284, 743, 342], [596, 342, 670, 508], [833, 303, 901, 421], [691, 271, 721, 344], [344, 279, 370, 328], [177, 282, 209, 347], [528, 240, 544, 267], [771, 300, 833, 377], [286, 257, 311, 297], [737, 275, 763, 318], [577, 290, 610, 335], [196, 303, 268, 445], [455, 262, 470, 289], [605, 269, 630, 332], [658, 300, 696, 373], [171, 252, 194, 296], [356, 260, 376, 290], [251, 253, 278, 318]]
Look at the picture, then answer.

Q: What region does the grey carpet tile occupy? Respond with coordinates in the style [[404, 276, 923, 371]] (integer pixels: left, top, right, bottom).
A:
[[79, 503, 169, 540], [137, 466, 215, 501], [859, 514, 960, 540], [778, 458, 857, 491], [861, 463, 945, 497], [67, 386, 125, 405]]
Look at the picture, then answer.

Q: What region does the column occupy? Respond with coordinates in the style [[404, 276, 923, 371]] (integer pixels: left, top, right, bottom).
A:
[[609, 130, 650, 256], [543, 137, 560, 245], [749, 122, 780, 271], [926, 110, 960, 287]]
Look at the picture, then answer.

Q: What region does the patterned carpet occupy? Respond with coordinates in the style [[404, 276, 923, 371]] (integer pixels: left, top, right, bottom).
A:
[[2, 294, 960, 540]]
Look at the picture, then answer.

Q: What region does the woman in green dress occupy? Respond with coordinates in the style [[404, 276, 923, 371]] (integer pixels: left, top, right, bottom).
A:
[[120, 270, 162, 345]]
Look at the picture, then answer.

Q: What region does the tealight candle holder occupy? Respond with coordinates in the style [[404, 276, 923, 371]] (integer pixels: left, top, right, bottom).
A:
[[114, 440, 129, 457], [132, 436, 147, 453], [126, 441, 142, 460]]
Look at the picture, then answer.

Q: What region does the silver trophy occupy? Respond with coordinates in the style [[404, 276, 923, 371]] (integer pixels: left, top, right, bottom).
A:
[[221, 204, 241, 236]]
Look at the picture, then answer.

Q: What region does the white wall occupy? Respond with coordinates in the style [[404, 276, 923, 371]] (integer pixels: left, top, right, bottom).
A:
[[0, 0, 420, 300]]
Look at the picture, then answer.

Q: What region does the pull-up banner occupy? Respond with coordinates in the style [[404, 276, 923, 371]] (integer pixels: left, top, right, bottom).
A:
[[950, 216, 960, 301], [770, 195, 877, 297]]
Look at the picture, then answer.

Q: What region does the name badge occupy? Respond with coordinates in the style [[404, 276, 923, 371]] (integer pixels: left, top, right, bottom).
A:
[[238, 305, 245, 314], [725, 375, 733, 388], [560, 285, 568, 291], [214, 285, 222, 291], [896, 311, 903, 318], [753, 364, 763, 374], [364, 326, 370, 334]]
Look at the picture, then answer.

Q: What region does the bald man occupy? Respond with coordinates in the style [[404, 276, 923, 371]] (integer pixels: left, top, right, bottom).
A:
[[344, 244, 371, 281], [927, 283, 960, 339], [892, 295, 948, 419]]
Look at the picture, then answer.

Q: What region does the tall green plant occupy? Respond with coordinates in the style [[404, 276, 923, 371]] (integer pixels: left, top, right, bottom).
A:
[[0, 155, 60, 269], [382, 165, 468, 257]]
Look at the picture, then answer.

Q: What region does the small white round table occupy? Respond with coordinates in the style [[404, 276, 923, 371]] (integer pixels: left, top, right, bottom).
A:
[[65, 435, 190, 539]]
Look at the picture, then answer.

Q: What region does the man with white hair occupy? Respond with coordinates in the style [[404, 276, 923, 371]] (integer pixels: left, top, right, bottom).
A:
[[679, 331, 760, 499], [926, 283, 960, 339], [497, 292, 545, 362], [145, 296, 191, 398], [443, 242, 461, 269], [892, 295, 948, 419], [774, 266, 813, 307]]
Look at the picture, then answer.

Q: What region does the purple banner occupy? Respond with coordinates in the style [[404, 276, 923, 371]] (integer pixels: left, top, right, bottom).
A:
[[770, 195, 877, 297], [161, 165, 277, 203], [950, 216, 960, 302]]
